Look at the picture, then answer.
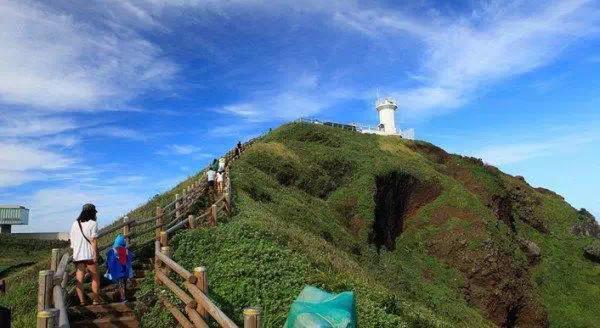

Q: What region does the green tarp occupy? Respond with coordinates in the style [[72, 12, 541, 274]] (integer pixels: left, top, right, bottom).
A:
[[285, 286, 356, 328]]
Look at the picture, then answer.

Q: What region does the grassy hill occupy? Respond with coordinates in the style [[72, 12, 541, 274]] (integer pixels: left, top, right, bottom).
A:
[[137, 123, 599, 327], [3, 122, 598, 327], [0, 236, 68, 327]]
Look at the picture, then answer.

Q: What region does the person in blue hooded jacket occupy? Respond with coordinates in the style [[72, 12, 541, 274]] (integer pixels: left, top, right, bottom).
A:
[[105, 234, 133, 302]]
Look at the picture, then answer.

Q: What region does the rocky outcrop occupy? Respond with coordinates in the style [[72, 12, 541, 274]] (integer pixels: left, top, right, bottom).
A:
[[583, 240, 600, 263], [518, 238, 541, 265], [571, 209, 600, 238]]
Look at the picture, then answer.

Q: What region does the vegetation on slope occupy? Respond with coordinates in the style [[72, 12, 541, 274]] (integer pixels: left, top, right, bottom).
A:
[[0, 236, 68, 327], [8, 123, 597, 327], [135, 123, 599, 327]]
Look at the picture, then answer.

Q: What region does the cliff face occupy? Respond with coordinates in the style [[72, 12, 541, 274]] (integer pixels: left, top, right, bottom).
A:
[[149, 122, 598, 327]]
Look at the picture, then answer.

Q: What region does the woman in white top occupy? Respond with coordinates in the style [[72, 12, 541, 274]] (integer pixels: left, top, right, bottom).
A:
[[218, 157, 226, 173], [216, 171, 224, 194], [70, 203, 101, 305]]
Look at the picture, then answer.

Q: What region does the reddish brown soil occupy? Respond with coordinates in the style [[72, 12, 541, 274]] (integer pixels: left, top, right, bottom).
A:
[[427, 207, 548, 327], [405, 141, 452, 164]]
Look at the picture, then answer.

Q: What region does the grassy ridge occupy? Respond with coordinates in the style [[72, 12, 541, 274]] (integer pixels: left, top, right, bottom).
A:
[[5, 122, 598, 327], [0, 236, 67, 327]]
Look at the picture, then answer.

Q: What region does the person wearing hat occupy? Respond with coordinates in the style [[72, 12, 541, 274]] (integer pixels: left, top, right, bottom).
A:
[[70, 203, 101, 305], [105, 234, 133, 303]]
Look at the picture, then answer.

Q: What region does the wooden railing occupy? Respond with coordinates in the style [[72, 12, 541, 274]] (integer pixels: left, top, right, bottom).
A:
[[36, 142, 262, 328]]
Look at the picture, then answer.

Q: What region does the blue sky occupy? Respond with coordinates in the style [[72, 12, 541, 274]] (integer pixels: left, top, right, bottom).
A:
[[1, 0, 599, 232]]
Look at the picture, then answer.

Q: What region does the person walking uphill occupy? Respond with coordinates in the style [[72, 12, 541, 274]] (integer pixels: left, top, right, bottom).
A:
[[70, 203, 101, 305], [105, 234, 133, 303]]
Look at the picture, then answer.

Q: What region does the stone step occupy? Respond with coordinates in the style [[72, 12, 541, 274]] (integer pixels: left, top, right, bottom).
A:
[[71, 314, 139, 328]]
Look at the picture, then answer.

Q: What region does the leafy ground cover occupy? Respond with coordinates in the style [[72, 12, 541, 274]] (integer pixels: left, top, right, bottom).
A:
[[0, 235, 68, 327], [5, 122, 599, 327]]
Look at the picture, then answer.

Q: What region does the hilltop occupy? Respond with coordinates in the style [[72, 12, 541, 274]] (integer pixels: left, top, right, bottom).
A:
[[136, 122, 599, 327], [2, 122, 598, 327]]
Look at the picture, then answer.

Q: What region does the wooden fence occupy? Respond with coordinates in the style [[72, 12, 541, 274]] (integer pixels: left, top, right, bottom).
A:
[[36, 143, 261, 328]]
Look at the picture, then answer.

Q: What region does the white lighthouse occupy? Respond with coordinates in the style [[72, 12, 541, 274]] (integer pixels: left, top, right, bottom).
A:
[[375, 98, 398, 135]]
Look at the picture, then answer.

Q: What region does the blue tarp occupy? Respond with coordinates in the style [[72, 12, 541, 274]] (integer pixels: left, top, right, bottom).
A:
[[285, 286, 356, 328]]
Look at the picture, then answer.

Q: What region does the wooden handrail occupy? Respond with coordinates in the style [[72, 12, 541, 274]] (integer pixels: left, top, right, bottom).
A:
[[166, 218, 188, 235], [52, 253, 71, 286], [52, 285, 69, 328], [37, 142, 254, 328], [98, 219, 131, 238], [132, 216, 155, 227], [156, 270, 197, 308], [162, 297, 194, 328], [184, 282, 239, 328], [155, 242, 197, 284], [186, 305, 209, 328]]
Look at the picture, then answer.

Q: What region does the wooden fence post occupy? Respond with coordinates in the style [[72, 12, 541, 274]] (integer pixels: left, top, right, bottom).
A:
[[155, 206, 164, 284], [50, 249, 60, 272], [187, 215, 196, 229], [155, 206, 164, 240], [160, 231, 169, 248], [194, 266, 208, 320], [175, 193, 181, 222], [123, 216, 130, 245], [243, 306, 262, 328], [210, 204, 218, 226], [36, 308, 59, 328], [37, 270, 54, 311], [161, 246, 173, 275]]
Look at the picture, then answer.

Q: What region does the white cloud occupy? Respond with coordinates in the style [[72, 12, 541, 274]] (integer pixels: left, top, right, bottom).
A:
[[14, 184, 148, 232], [159, 144, 209, 156], [474, 133, 597, 165], [219, 74, 354, 122], [0, 141, 76, 187], [0, 115, 78, 138], [0, 1, 177, 110], [337, 0, 599, 117], [0, 142, 74, 171], [84, 126, 147, 140]]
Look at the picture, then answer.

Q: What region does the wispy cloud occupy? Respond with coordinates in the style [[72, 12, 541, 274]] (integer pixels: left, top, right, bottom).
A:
[[0, 1, 177, 110], [219, 74, 354, 122], [474, 132, 598, 165], [0, 115, 78, 138], [159, 144, 210, 157], [84, 126, 147, 141], [0, 141, 76, 187], [337, 0, 599, 117]]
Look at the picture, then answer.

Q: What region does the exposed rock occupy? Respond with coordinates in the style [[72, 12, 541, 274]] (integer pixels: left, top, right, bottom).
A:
[[518, 239, 541, 265], [571, 209, 600, 238], [583, 240, 600, 263]]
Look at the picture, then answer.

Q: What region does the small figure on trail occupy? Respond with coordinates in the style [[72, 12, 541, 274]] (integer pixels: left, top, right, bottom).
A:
[[207, 168, 216, 191], [210, 158, 219, 172], [216, 171, 224, 194], [105, 234, 133, 303], [235, 141, 243, 158], [70, 203, 101, 305], [218, 157, 226, 173]]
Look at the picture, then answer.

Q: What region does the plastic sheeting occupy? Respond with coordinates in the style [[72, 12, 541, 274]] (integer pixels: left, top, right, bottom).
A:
[[285, 286, 356, 328]]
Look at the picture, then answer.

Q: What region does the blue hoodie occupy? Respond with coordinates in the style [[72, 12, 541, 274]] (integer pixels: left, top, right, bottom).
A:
[[105, 234, 133, 282]]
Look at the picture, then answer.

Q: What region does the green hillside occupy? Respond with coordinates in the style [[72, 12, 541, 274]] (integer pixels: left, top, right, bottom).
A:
[[3, 122, 598, 327], [139, 123, 599, 327], [0, 236, 68, 327]]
